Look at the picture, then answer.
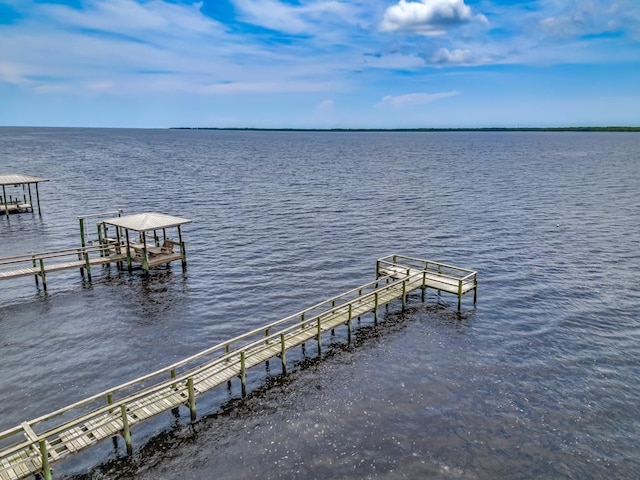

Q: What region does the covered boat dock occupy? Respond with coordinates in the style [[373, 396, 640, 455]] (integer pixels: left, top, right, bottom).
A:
[[102, 212, 192, 271], [0, 174, 48, 216]]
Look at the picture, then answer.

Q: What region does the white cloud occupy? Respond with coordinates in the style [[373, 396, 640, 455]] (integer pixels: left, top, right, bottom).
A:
[[38, 0, 222, 37], [316, 99, 335, 111], [537, 0, 635, 37], [363, 52, 426, 69], [200, 81, 335, 94], [86, 81, 115, 92], [231, 0, 358, 35], [0, 62, 31, 86], [378, 91, 460, 108], [380, 0, 482, 35], [430, 47, 473, 65]]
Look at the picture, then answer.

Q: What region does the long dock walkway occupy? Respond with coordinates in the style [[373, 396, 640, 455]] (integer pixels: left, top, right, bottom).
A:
[[0, 246, 126, 291], [0, 255, 477, 480]]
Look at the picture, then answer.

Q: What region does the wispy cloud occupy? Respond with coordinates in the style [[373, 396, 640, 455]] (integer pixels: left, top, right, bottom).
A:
[[316, 99, 335, 112], [231, 0, 360, 35], [378, 91, 460, 108]]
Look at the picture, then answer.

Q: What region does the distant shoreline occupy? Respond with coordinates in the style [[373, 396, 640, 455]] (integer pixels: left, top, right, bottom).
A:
[[170, 126, 640, 132]]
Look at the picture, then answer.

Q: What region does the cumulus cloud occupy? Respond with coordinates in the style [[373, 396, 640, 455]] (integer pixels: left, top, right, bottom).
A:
[[430, 47, 474, 65], [380, 0, 485, 35], [378, 91, 460, 108]]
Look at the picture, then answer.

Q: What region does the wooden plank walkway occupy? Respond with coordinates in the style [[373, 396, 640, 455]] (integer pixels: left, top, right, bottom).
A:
[[0, 246, 127, 290], [0, 255, 476, 480]]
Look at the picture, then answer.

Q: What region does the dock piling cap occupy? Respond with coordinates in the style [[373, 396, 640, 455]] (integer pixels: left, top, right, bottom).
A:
[[102, 212, 191, 232]]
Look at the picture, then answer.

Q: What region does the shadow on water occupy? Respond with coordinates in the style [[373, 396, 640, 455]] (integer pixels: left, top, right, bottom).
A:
[[62, 299, 475, 480]]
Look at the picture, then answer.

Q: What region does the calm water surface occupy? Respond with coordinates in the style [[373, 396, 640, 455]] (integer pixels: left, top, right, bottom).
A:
[[0, 128, 639, 479]]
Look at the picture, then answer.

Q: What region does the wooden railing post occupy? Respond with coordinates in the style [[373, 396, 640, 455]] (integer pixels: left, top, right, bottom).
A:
[[347, 303, 352, 343], [457, 279, 463, 311], [187, 377, 197, 421], [120, 405, 132, 454], [402, 279, 407, 310], [32, 253, 39, 286], [316, 318, 322, 354], [39, 258, 47, 291], [239, 352, 246, 397], [374, 291, 379, 323], [84, 249, 92, 282], [39, 439, 52, 480], [280, 333, 287, 374], [473, 276, 478, 305]]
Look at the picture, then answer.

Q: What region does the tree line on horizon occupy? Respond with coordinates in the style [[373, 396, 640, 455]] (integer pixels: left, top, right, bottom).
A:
[[171, 126, 640, 132]]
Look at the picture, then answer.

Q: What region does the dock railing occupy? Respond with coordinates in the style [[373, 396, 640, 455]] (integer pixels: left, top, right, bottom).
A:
[[376, 254, 477, 310], [0, 244, 126, 290]]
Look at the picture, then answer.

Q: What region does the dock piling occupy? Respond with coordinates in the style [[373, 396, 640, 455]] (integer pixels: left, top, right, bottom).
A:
[[280, 333, 287, 374], [120, 405, 132, 455], [187, 377, 197, 422], [38, 440, 52, 480]]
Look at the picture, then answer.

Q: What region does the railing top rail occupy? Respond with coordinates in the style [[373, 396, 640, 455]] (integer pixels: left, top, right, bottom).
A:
[[378, 254, 477, 275], [0, 245, 119, 266], [77, 210, 123, 220]]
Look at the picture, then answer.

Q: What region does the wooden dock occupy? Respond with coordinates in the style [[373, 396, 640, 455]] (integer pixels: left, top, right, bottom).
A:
[[376, 254, 477, 310], [1, 211, 192, 291], [0, 246, 126, 291], [0, 255, 476, 480], [0, 174, 48, 217]]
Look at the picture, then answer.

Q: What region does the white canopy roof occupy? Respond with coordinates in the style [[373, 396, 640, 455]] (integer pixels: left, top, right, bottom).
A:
[[0, 174, 49, 186], [103, 212, 191, 232]]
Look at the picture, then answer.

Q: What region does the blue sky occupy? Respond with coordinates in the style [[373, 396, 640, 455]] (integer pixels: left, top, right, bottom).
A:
[[0, 0, 639, 128]]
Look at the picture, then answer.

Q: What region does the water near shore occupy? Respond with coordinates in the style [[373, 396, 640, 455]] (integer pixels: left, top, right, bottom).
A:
[[1, 128, 639, 479]]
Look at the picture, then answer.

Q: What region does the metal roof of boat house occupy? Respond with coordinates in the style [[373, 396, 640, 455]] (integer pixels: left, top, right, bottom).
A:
[[0, 174, 49, 185], [103, 212, 191, 232]]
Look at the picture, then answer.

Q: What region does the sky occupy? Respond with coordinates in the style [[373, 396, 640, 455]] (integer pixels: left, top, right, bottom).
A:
[[0, 0, 639, 128]]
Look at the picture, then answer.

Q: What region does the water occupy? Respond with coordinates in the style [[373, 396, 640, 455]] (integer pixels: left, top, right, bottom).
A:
[[1, 128, 639, 479]]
